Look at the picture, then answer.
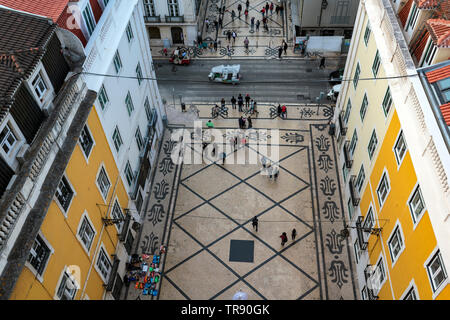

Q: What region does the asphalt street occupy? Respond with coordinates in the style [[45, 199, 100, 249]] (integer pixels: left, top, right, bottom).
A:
[[154, 58, 346, 105]]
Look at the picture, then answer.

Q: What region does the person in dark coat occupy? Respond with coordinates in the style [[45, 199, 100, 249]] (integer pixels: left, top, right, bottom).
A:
[[291, 228, 297, 240], [278, 46, 283, 59], [245, 94, 251, 109], [227, 30, 232, 43], [277, 104, 282, 117], [247, 116, 253, 129], [256, 20, 260, 31], [231, 96, 237, 109], [265, 2, 270, 14], [280, 232, 288, 246], [283, 40, 288, 54], [246, 0, 250, 9], [238, 3, 242, 18], [238, 94, 244, 111], [319, 56, 326, 69], [219, 16, 223, 29], [221, 97, 226, 109], [252, 216, 259, 232], [231, 10, 236, 22]]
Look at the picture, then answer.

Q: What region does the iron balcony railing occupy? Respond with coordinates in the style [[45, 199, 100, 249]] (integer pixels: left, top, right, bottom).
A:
[[165, 15, 184, 23], [344, 140, 353, 169], [144, 15, 161, 23]]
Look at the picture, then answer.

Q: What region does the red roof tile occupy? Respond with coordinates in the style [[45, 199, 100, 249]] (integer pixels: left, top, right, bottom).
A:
[[426, 65, 450, 83], [427, 19, 450, 47], [399, 0, 414, 27], [414, 0, 440, 9], [440, 103, 450, 126], [0, 0, 71, 22]]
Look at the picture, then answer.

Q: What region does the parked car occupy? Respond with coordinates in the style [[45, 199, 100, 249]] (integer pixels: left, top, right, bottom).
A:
[[329, 68, 344, 86]]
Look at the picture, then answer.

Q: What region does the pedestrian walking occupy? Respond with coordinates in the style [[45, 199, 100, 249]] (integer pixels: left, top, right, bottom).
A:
[[252, 216, 259, 232], [253, 100, 258, 116], [238, 94, 244, 111], [238, 3, 242, 18], [283, 40, 288, 54], [281, 104, 287, 118], [209, 42, 214, 53], [279, 4, 284, 16], [251, 16, 255, 31], [250, 99, 255, 113], [222, 5, 226, 14], [291, 228, 297, 241], [206, 119, 214, 129], [319, 56, 326, 69], [247, 116, 253, 129], [227, 30, 232, 42], [231, 10, 236, 22], [244, 37, 249, 50], [214, 40, 218, 52], [227, 44, 231, 55], [261, 155, 268, 168], [245, 94, 251, 109], [261, 7, 265, 18], [278, 46, 283, 59], [275, 5, 279, 15], [244, 9, 248, 20], [265, 2, 270, 14], [221, 151, 227, 164], [214, 19, 219, 30], [238, 117, 243, 129], [246, 0, 250, 9], [205, 18, 210, 31], [270, 2, 274, 15], [232, 31, 237, 44], [221, 97, 225, 109], [181, 102, 186, 112], [277, 104, 282, 117], [280, 232, 288, 246], [219, 16, 223, 29], [256, 20, 260, 31], [231, 96, 237, 109]]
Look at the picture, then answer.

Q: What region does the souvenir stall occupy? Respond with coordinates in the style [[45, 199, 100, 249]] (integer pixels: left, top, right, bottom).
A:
[[124, 245, 166, 297]]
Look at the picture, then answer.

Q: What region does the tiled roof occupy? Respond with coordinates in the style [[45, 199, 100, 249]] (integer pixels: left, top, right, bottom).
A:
[[0, 8, 56, 105], [399, 0, 413, 27], [425, 64, 450, 83], [0, 0, 71, 22], [426, 19, 450, 47], [440, 103, 450, 126], [414, 0, 440, 9]]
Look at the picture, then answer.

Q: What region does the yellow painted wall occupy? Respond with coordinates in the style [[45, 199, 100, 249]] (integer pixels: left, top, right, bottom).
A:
[[10, 105, 129, 300], [361, 111, 450, 300]]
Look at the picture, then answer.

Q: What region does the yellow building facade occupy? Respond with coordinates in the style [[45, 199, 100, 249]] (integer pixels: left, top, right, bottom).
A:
[[10, 105, 130, 300], [336, 0, 450, 300]]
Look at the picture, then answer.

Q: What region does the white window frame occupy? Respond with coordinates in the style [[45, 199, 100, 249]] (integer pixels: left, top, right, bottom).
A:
[[382, 86, 393, 117], [372, 50, 381, 77], [82, 3, 97, 38], [125, 92, 135, 116], [376, 169, 390, 209], [406, 3, 419, 32], [400, 279, 420, 300], [98, 84, 110, 111], [27, 64, 54, 108], [111, 198, 125, 233], [372, 255, 387, 295], [112, 126, 123, 153], [135, 126, 144, 151], [387, 220, 405, 267], [126, 21, 134, 42], [124, 160, 134, 187], [25, 231, 54, 282], [31, 72, 48, 100], [367, 129, 378, 160], [54, 267, 80, 300], [143, 0, 156, 16], [363, 22, 371, 46], [393, 130, 407, 168], [54, 174, 76, 216], [96, 164, 111, 202], [360, 93, 368, 122], [407, 183, 426, 228], [424, 247, 448, 298], [343, 99, 352, 125], [347, 197, 354, 221], [95, 244, 113, 284], [349, 129, 358, 157], [363, 205, 375, 242], [421, 38, 437, 67], [136, 63, 143, 85], [78, 123, 95, 161], [354, 238, 360, 264], [76, 211, 97, 255], [353, 62, 361, 89], [356, 164, 365, 193], [113, 50, 123, 74]]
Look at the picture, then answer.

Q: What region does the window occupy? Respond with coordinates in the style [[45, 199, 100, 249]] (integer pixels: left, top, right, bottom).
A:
[[356, 164, 365, 193], [406, 3, 419, 31], [426, 250, 448, 292], [112, 126, 123, 152], [136, 63, 143, 85], [0, 124, 17, 156], [374, 257, 386, 290], [377, 172, 390, 207], [79, 125, 94, 158], [361, 286, 368, 300], [353, 63, 360, 89], [113, 51, 123, 73], [408, 186, 425, 224], [103, 0, 110, 7], [124, 230, 134, 255], [98, 85, 109, 110], [78, 215, 95, 250], [135, 127, 144, 151], [27, 235, 51, 275], [372, 50, 381, 77], [421, 41, 437, 67], [144, 0, 156, 16], [55, 176, 74, 212], [125, 92, 135, 116], [349, 129, 358, 157], [32, 72, 48, 99], [57, 270, 78, 300], [363, 22, 371, 46], [82, 5, 96, 36], [347, 198, 354, 220], [343, 99, 351, 124], [96, 248, 112, 282], [168, 0, 179, 16], [97, 166, 111, 199], [144, 97, 152, 121], [403, 287, 418, 300], [125, 161, 134, 187], [342, 163, 349, 183], [364, 207, 374, 230], [111, 200, 125, 232], [388, 225, 404, 263], [354, 239, 360, 264], [394, 131, 407, 165], [136, 189, 144, 212], [148, 27, 161, 39], [367, 129, 378, 160], [126, 21, 134, 42], [360, 93, 368, 121], [437, 78, 450, 103], [382, 87, 393, 116]]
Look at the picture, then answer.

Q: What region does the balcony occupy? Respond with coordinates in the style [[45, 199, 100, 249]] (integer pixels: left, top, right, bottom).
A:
[[338, 111, 347, 136], [356, 216, 369, 251], [144, 15, 161, 23], [349, 175, 360, 207], [343, 140, 353, 169], [165, 15, 184, 23]]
